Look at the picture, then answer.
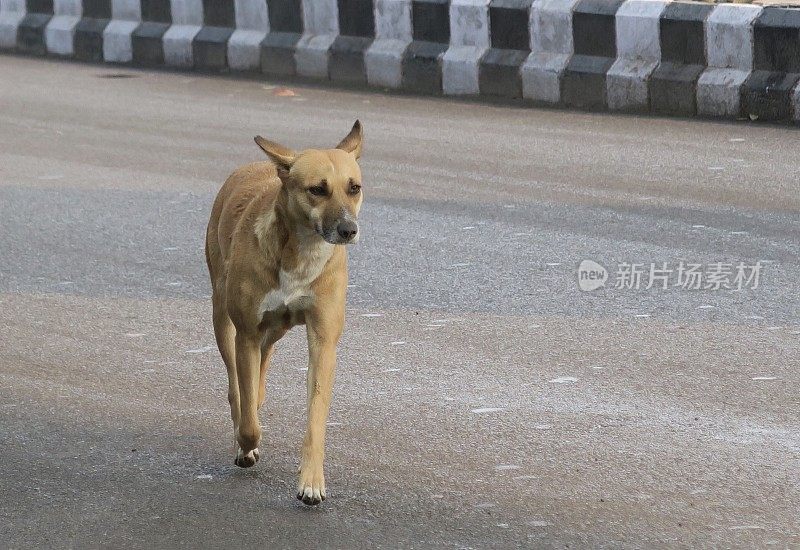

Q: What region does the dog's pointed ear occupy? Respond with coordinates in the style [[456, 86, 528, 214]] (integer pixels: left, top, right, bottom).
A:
[[335, 120, 363, 159], [254, 136, 296, 170]]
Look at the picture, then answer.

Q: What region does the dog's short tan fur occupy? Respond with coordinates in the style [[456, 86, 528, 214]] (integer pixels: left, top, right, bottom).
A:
[[205, 122, 364, 505]]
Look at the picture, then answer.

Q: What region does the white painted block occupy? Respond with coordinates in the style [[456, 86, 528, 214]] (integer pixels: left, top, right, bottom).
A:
[[228, 30, 266, 70], [235, 0, 268, 32], [697, 68, 749, 117], [522, 52, 568, 103], [366, 0, 411, 88], [706, 4, 760, 71], [170, 0, 203, 25], [163, 0, 203, 68], [443, 0, 489, 95], [163, 24, 201, 67], [295, 0, 337, 78], [103, 20, 139, 62], [112, 0, 141, 21], [104, 1, 140, 62], [295, 34, 336, 78], [0, 0, 25, 15], [606, 0, 667, 111], [607, 58, 657, 111], [0, 0, 26, 50], [374, 0, 410, 40], [228, 0, 269, 70], [697, 4, 761, 118], [54, 0, 81, 16], [443, 47, 484, 95], [522, 0, 580, 102], [365, 38, 406, 87], [46, 0, 81, 56]]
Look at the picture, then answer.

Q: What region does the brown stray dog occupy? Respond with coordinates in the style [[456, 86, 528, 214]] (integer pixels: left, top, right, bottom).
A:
[[205, 121, 364, 505]]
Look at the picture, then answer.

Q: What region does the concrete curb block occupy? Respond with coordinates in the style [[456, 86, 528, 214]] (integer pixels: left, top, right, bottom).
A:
[[697, 4, 760, 118], [606, 0, 667, 112], [330, 0, 375, 84], [4, 0, 800, 124], [260, 0, 302, 76], [649, 2, 713, 116], [0, 0, 26, 50], [161, 0, 202, 68], [365, 0, 410, 88], [295, 0, 338, 79], [17, 2, 52, 56], [46, 0, 82, 57], [74, 0, 112, 63], [442, 0, 488, 96], [479, 0, 530, 99], [131, 0, 170, 66], [402, 0, 449, 94], [561, 0, 625, 110], [227, 0, 268, 72], [743, 7, 800, 121], [522, 0, 578, 104], [103, 0, 140, 63]]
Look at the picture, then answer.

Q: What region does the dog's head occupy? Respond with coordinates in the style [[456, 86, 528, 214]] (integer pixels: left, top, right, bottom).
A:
[[254, 121, 364, 245]]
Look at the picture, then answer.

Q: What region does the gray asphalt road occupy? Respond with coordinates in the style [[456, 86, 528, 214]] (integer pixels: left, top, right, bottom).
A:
[[0, 56, 798, 549]]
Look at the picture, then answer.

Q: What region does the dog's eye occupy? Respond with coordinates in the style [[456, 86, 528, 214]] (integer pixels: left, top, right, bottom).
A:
[[348, 184, 361, 195], [307, 186, 327, 197]]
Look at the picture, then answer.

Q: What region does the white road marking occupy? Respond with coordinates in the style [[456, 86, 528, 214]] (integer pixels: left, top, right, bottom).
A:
[[471, 407, 505, 414], [549, 376, 578, 384]]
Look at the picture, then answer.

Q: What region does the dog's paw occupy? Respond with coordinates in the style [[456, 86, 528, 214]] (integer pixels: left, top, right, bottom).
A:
[[234, 447, 260, 468], [296, 467, 325, 505]]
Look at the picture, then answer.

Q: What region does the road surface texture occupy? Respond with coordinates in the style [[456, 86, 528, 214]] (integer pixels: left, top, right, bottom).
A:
[[0, 56, 798, 549]]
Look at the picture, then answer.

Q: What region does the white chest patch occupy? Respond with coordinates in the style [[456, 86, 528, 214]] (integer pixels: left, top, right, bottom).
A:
[[257, 239, 334, 321]]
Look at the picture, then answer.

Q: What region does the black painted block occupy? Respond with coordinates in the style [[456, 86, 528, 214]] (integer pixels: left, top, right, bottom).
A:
[[330, 35, 371, 84], [741, 70, 800, 121], [140, 0, 172, 23], [82, 0, 112, 19], [74, 17, 110, 62], [202, 0, 236, 27], [267, 0, 303, 33], [561, 54, 614, 110], [402, 40, 447, 94], [649, 62, 705, 115], [753, 8, 800, 73], [338, 0, 375, 38], [132, 22, 169, 65], [194, 26, 234, 71], [659, 2, 712, 65], [261, 32, 301, 76], [26, 0, 53, 13], [479, 48, 527, 98], [16, 13, 51, 56], [488, 1, 530, 51], [572, 0, 624, 57], [411, 0, 450, 44]]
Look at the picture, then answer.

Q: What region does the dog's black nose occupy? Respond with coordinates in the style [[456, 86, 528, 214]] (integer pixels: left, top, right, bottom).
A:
[[337, 220, 358, 240]]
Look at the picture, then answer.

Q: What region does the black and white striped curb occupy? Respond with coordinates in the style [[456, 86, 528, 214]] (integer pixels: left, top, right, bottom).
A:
[[1, 0, 799, 122]]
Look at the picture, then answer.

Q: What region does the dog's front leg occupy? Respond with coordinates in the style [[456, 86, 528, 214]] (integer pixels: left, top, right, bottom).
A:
[[297, 309, 342, 505], [234, 331, 262, 467]]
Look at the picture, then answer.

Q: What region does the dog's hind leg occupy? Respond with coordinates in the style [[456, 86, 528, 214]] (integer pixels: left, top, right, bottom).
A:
[[212, 299, 238, 427], [212, 298, 259, 467]]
